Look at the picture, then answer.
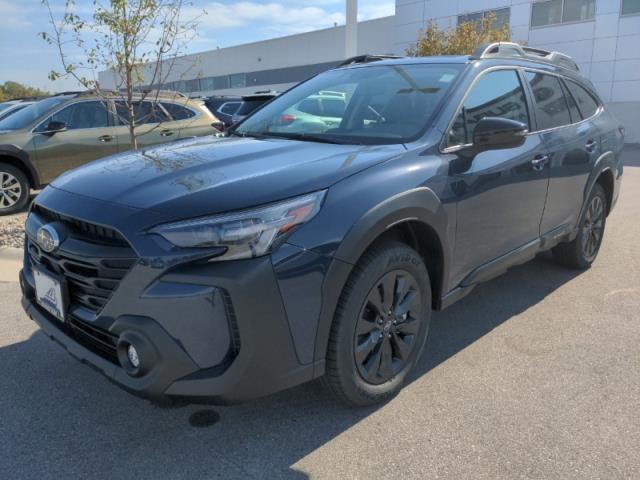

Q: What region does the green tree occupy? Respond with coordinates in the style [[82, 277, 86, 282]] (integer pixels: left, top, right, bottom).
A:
[[41, 0, 203, 150], [406, 13, 512, 56], [0, 81, 49, 101]]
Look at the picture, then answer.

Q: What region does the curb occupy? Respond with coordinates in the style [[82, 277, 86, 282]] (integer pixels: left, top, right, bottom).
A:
[[0, 246, 23, 283]]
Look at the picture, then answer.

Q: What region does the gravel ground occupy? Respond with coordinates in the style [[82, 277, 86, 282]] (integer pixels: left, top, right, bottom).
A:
[[0, 211, 27, 249]]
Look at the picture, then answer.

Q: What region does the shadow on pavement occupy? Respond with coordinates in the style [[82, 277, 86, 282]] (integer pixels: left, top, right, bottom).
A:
[[0, 252, 582, 479]]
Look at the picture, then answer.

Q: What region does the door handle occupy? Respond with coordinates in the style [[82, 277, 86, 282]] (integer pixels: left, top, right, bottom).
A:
[[531, 154, 549, 171], [98, 135, 113, 142], [160, 130, 174, 137], [585, 139, 597, 153]]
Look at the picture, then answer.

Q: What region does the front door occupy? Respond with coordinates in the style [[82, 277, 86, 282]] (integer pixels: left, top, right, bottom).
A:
[[32, 100, 118, 183], [444, 69, 550, 286]]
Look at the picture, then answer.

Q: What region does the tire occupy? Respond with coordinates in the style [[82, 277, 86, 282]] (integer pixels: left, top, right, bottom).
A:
[[323, 240, 432, 406], [552, 183, 607, 269], [0, 163, 30, 215]]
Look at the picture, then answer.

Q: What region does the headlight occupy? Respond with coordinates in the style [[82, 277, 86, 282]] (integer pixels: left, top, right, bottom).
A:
[[150, 190, 326, 261]]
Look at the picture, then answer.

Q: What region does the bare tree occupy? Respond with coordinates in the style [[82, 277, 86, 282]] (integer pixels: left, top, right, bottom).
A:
[[41, 0, 204, 149]]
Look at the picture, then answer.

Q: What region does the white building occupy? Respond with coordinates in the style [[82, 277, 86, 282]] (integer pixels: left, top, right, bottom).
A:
[[394, 0, 640, 141], [98, 0, 640, 141], [99, 17, 394, 97]]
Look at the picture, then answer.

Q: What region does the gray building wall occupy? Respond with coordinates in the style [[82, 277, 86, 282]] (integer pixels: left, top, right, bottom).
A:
[[98, 16, 394, 97]]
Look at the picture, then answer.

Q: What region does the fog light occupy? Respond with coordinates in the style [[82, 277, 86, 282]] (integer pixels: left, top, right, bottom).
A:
[[127, 344, 140, 369]]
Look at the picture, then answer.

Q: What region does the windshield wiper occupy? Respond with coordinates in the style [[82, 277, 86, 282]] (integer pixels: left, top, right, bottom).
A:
[[226, 130, 272, 140], [252, 131, 356, 145]]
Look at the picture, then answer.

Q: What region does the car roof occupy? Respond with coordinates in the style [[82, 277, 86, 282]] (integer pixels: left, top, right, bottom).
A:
[[336, 53, 588, 86]]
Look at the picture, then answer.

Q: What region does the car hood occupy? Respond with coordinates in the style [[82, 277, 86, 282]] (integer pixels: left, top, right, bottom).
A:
[[51, 135, 405, 219]]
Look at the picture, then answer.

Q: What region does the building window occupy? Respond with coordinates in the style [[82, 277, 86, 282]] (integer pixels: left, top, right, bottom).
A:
[[531, 0, 595, 27], [199, 77, 215, 91], [173, 80, 188, 93], [214, 76, 230, 90], [622, 0, 640, 16], [185, 79, 200, 92], [229, 73, 246, 89], [458, 8, 510, 29]]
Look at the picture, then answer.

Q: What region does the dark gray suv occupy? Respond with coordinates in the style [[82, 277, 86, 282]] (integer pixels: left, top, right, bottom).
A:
[[20, 43, 624, 406]]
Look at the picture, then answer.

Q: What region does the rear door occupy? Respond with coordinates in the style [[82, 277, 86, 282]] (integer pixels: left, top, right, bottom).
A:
[[523, 71, 602, 234], [32, 100, 118, 183], [162, 101, 216, 139], [445, 68, 551, 284], [113, 100, 177, 152]]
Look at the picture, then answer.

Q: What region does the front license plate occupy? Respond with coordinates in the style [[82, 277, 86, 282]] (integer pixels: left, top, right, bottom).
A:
[[33, 267, 67, 322]]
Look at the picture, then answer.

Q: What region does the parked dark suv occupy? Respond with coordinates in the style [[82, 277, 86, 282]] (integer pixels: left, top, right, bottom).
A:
[[20, 43, 624, 406]]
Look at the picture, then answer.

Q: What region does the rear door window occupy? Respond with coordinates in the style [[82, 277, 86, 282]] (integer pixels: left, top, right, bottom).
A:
[[524, 72, 572, 130], [448, 69, 530, 146], [116, 101, 168, 125], [561, 81, 581, 123], [161, 102, 196, 121], [564, 80, 599, 119]]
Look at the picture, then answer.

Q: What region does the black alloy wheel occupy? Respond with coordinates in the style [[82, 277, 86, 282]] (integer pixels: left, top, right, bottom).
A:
[[323, 240, 431, 406], [581, 194, 605, 263], [354, 270, 422, 385]]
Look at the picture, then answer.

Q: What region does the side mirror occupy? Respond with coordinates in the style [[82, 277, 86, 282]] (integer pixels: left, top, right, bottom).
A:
[[211, 121, 225, 132], [472, 117, 527, 152], [42, 121, 67, 134]]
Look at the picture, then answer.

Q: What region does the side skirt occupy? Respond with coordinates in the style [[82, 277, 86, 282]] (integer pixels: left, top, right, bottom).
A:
[[437, 224, 572, 310]]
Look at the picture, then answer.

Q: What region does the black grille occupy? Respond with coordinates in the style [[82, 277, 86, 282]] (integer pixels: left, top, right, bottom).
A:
[[28, 240, 136, 314], [67, 315, 119, 364], [28, 207, 138, 364], [31, 204, 128, 246]]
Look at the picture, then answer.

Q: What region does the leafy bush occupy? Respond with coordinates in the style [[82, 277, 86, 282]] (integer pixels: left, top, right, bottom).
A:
[[0, 81, 49, 101], [406, 13, 512, 56]]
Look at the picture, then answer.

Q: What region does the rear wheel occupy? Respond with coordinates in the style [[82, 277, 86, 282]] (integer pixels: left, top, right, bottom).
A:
[[323, 241, 431, 406], [552, 183, 607, 269], [0, 163, 30, 215]]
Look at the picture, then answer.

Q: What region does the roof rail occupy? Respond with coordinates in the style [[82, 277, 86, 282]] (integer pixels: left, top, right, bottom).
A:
[[472, 42, 580, 72], [54, 91, 85, 96], [336, 54, 404, 68], [136, 89, 187, 98]]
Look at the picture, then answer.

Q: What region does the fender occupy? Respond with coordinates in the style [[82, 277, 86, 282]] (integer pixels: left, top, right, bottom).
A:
[[311, 187, 451, 370], [0, 144, 40, 187], [576, 150, 618, 227]]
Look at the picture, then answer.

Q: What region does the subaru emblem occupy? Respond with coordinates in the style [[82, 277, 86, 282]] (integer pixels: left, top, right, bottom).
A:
[[36, 224, 60, 253]]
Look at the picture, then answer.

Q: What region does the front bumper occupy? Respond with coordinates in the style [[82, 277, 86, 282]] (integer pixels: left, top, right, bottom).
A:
[[20, 256, 319, 404], [20, 191, 327, 404]]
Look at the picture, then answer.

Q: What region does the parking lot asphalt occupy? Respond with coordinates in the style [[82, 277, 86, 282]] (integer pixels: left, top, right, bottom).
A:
[[1, 147, 639, 480]]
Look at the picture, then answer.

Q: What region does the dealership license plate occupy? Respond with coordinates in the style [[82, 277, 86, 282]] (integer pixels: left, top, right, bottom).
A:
[[33, 268, 67, 322]]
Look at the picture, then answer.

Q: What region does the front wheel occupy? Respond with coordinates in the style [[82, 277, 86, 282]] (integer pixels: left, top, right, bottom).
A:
[[552, 183, 607, 269], [0, 163, 30, 215], [323, 241, 431, 406]]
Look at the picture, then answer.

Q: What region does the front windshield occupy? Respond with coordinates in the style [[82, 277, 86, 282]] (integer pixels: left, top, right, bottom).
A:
[[0, 103, 13, 112], [0, 96, 70, 131], [236, 63, 465, 145]]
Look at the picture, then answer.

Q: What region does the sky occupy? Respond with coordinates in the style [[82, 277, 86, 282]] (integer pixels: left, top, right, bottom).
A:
[[0, 0, 395, 92]]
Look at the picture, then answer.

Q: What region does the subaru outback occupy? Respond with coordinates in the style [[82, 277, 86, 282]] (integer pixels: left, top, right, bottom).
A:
[[0, 91, 221, 214], [20, 43, 624, 406]]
